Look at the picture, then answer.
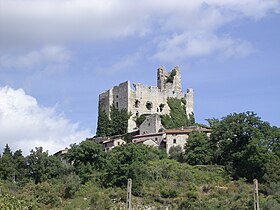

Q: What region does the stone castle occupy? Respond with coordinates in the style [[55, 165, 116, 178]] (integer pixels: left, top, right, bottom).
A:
[[98, 66, 194, 133]]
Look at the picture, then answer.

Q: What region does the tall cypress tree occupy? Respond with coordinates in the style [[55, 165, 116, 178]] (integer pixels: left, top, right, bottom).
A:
[[109, 105, 129, 136], [0, 144, 15, 181], [96, 103, 130, 137], [96, 105, 110, 137]]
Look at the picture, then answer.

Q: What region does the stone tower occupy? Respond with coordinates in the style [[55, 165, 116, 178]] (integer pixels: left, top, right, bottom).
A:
[[157, 66, 182, 92], [98, 66, 194, 133]]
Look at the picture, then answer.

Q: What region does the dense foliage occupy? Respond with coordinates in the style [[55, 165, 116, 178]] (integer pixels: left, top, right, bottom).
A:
[[161, 98, 195, 129], [209, 112, 279, 182], [96, 104, 130, 137], [0, 111, 279, 209], [184, 132, 213, 165]]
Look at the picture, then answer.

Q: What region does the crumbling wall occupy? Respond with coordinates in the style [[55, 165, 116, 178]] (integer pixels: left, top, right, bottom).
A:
[[98, 66, 194, 133], [139, 114, 164, 135]]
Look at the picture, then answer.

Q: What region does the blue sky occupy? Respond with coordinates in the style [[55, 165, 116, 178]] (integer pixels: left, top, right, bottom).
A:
[[0, 0, 279, 154]]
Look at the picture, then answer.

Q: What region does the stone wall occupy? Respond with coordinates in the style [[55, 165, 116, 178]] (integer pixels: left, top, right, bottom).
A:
[[139, 114, 164, 135], [165, 133, 188, 154], [185, 88, 194, 116], [98, 66, 194, 133]]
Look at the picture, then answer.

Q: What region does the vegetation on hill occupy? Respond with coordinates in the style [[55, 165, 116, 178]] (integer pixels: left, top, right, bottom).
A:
[[0, 111, 279, 209]]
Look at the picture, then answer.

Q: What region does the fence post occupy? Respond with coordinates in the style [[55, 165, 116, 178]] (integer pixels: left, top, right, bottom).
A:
[[253, 179, 260, 210], [126, 178, 132, 210]]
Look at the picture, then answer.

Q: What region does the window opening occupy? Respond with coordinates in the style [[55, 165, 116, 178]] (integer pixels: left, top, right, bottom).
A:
[[146, 101, 153, 110], [135, 99, 140, 108]]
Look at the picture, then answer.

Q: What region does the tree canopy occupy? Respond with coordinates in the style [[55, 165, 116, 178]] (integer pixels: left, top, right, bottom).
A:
[[0, 111, 279, 209]]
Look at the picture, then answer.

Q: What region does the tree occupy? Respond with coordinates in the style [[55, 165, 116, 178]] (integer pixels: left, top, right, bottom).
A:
[[3, 144, 12, 156], [96, 104, 130, 137], [263, 155, 280, 196], [0, 144, 15, 181], [183, 131, 213, 165], [27, 147, 63, 183], [109, 104, 130, 136], [103, 144, 166, 194], [169, 145, 184, 162], [266, 126, 280, 157], [13, 149, 28, 183], [210, 111, 276, 181], [67, 140, 106, 182], [96, 104, 110, 137]]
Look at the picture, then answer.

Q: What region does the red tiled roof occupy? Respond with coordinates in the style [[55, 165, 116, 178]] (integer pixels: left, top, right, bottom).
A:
[[165, 128, 212, 134], [132, 128, 211, 139], [133, 132, 164, 139], [133, 138, 158, 144]]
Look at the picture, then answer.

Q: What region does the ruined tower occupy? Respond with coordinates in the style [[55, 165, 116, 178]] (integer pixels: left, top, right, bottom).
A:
[[98, 66, 194, 133], [157, 66, 182, 93]]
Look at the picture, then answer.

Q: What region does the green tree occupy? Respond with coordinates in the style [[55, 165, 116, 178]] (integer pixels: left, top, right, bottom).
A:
[[67, 140, 106, 182], [266, 126, 280, 157], [109, 104, 130, 136], [96, 104, 130, 137], [27, 147, 63, 183], [184, 131, 213, 165], [60, 174, 81, 199], [19, 181, 62, 208], [169, 145, 184, 162], [0, 144, 15, 181], [210, 111, 276, 181], [263, 155, 280, 196], [103, 144, 166, 194], [13, 149, 28, 183], [96, 104, 110, 137]]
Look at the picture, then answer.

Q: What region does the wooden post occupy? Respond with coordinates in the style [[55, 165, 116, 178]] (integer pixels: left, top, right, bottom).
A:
[[253, 179, 260, 210], [13, 172, 16, 183], [126, 178, 132, 210]]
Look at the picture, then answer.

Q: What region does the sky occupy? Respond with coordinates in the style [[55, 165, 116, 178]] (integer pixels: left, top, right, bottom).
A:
[[0, 0, 280, 155]]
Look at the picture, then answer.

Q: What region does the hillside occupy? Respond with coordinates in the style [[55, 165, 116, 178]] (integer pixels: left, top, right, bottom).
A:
[[0, 111, 279, 209]]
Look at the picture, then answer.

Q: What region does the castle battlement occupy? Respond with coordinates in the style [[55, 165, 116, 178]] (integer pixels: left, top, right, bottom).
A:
[[98, 66, 194, 133]]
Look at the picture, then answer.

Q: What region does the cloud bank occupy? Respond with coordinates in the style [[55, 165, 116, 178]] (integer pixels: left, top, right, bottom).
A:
[[0, 0, 279, 61], [0, 86, 92, 155]]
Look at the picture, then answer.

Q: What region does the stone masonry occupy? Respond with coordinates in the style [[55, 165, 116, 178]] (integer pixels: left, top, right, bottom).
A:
[[98, 66, 194, 133]]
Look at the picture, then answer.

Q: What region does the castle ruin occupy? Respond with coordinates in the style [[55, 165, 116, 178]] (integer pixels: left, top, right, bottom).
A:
[[98, 66, 194, 133]]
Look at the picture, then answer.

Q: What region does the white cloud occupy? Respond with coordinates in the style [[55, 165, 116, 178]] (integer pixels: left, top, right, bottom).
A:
[[0, 0, 278, 44], [207, 0, 280, 19], [153, 32, 255, 62], [0, 46, 70, 71], [0, 0, 279, 61], [0, 86, 92, 155], [0, 0, 150, 48]]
